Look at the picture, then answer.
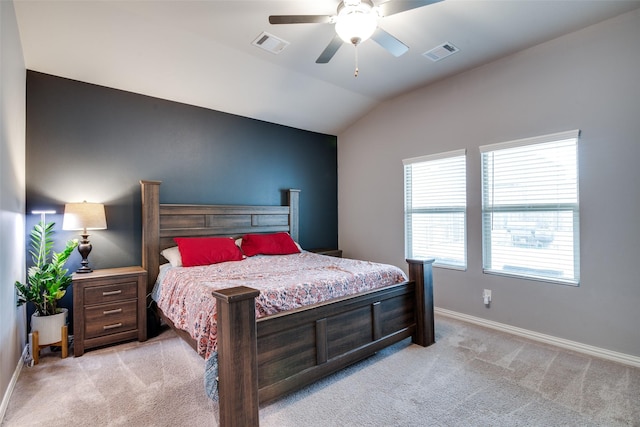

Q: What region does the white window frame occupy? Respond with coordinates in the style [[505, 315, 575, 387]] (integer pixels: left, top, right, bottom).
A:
[[403, 149, 467, 269], [480, 130, 580, 285]]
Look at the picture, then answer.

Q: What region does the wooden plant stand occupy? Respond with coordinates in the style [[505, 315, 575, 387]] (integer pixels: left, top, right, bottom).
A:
[[32, 325, 68, 365]]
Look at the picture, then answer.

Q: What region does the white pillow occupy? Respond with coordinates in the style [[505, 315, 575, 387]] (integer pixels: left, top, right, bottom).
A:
[[161, 246, 183, 267]]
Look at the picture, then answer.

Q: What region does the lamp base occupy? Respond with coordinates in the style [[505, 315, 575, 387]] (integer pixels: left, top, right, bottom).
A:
[[76, 264, 93, 274], [76, 234, 94, 274]]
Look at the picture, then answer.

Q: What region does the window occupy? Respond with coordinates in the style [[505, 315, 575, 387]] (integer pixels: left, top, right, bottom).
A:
[[404, 149, 466, 269], [480, 130, 580, 284]]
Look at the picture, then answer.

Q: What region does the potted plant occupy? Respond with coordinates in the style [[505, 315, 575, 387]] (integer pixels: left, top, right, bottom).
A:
[[15, 220, 78, 345]]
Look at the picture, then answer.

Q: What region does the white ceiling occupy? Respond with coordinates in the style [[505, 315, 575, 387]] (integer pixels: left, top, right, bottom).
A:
[[14, 0, 640, 135]]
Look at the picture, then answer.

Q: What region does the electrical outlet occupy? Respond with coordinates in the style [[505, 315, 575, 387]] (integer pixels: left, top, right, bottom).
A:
[[483, 289, 492, 304]]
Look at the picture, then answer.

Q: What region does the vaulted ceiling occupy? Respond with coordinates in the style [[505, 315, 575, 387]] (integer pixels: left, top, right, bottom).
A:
[[14, 0, 640, 135]]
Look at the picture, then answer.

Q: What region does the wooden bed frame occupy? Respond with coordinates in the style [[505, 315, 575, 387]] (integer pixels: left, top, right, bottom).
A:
[[140, 180, 435, 427]]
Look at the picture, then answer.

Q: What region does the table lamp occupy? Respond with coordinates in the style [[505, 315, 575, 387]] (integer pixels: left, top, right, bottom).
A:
[[62, 201, 107, 273]]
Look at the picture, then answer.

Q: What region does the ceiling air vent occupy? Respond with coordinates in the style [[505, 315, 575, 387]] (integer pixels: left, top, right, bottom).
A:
[[252, 32, 290, 54], [422, 42, 459, 62]]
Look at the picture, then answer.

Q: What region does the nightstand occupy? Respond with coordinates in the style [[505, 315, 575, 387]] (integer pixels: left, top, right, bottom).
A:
[[72, 266, 147, 356], [309, 248, 343, 258]]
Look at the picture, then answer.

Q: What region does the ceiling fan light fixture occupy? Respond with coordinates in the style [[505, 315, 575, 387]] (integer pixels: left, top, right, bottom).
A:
[[335, 0, 378, 45]]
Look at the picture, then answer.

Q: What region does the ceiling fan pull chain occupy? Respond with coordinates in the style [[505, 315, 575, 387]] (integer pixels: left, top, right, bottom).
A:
[[354, 44, 359, 77]]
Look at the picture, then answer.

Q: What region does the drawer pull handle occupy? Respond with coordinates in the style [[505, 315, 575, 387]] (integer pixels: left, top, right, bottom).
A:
[[103, 308, 123, 315], [103, 323, 123, 330], [102, 290, 122, 296]]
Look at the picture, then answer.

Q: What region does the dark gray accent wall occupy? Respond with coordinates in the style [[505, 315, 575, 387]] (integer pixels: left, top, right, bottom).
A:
[[26, 71, 338, 319]]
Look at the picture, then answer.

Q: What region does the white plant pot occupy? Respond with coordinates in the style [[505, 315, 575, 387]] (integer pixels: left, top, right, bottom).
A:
[[31, 308, 68, 346]]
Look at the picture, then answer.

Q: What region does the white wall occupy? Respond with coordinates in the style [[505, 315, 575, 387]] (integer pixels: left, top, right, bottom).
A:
[[338, 10, 640, 357], [0, 0, 26, 414]]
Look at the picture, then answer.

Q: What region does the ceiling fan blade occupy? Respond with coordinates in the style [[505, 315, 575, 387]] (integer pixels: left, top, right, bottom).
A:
[[371, 28, 409, 57], [376, 0, 443, 17], [316, 35, 344, 64], [269, 15, 332, 25]]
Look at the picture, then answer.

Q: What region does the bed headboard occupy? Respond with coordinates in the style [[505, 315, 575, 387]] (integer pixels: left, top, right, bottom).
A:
[[140, 180, 300, 293]]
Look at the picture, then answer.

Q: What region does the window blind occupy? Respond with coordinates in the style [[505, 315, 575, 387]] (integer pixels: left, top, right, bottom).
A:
[[404, 149, 466, 269], [480, 130, 580, 284]]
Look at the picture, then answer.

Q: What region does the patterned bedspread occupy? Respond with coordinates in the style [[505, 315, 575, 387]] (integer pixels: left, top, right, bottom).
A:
[[153, 251, 408, 360]]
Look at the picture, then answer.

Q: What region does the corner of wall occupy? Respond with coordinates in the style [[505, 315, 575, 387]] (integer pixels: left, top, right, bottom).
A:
[[1, 0, 27, 419]]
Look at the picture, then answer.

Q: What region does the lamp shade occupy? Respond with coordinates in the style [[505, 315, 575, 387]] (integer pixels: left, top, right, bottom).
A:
[[62, 202, 107, 232]]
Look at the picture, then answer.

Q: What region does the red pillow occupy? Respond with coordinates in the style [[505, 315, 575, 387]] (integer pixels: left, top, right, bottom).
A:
[[241, 232, 301, 257], [174, 237, 243, 267]]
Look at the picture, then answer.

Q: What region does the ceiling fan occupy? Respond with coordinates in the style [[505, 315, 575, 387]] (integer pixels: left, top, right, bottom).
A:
[[269, 0, 442, 74]]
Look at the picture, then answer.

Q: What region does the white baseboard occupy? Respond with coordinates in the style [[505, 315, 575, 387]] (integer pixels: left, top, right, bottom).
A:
[[0, 345, 27, 423], [435, 307, 640, 368]]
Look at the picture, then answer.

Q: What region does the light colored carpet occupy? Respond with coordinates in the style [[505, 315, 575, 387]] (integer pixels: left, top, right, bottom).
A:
[[3, 315, 639, 426]]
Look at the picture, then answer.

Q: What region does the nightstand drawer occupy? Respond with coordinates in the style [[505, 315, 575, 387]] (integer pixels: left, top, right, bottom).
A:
[[85, 300, 138, 339], [84, 280, 138, 305]]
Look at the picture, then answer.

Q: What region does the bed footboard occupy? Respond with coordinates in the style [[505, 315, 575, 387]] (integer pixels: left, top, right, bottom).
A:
[[212, 258, 434, 427]]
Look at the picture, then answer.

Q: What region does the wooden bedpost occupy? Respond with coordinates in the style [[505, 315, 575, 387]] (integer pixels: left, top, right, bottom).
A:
[[213, 286, 261, 427], [407, 258, 435, 347], [140, 180, 161, 294], [287, 189, 300, 242]]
